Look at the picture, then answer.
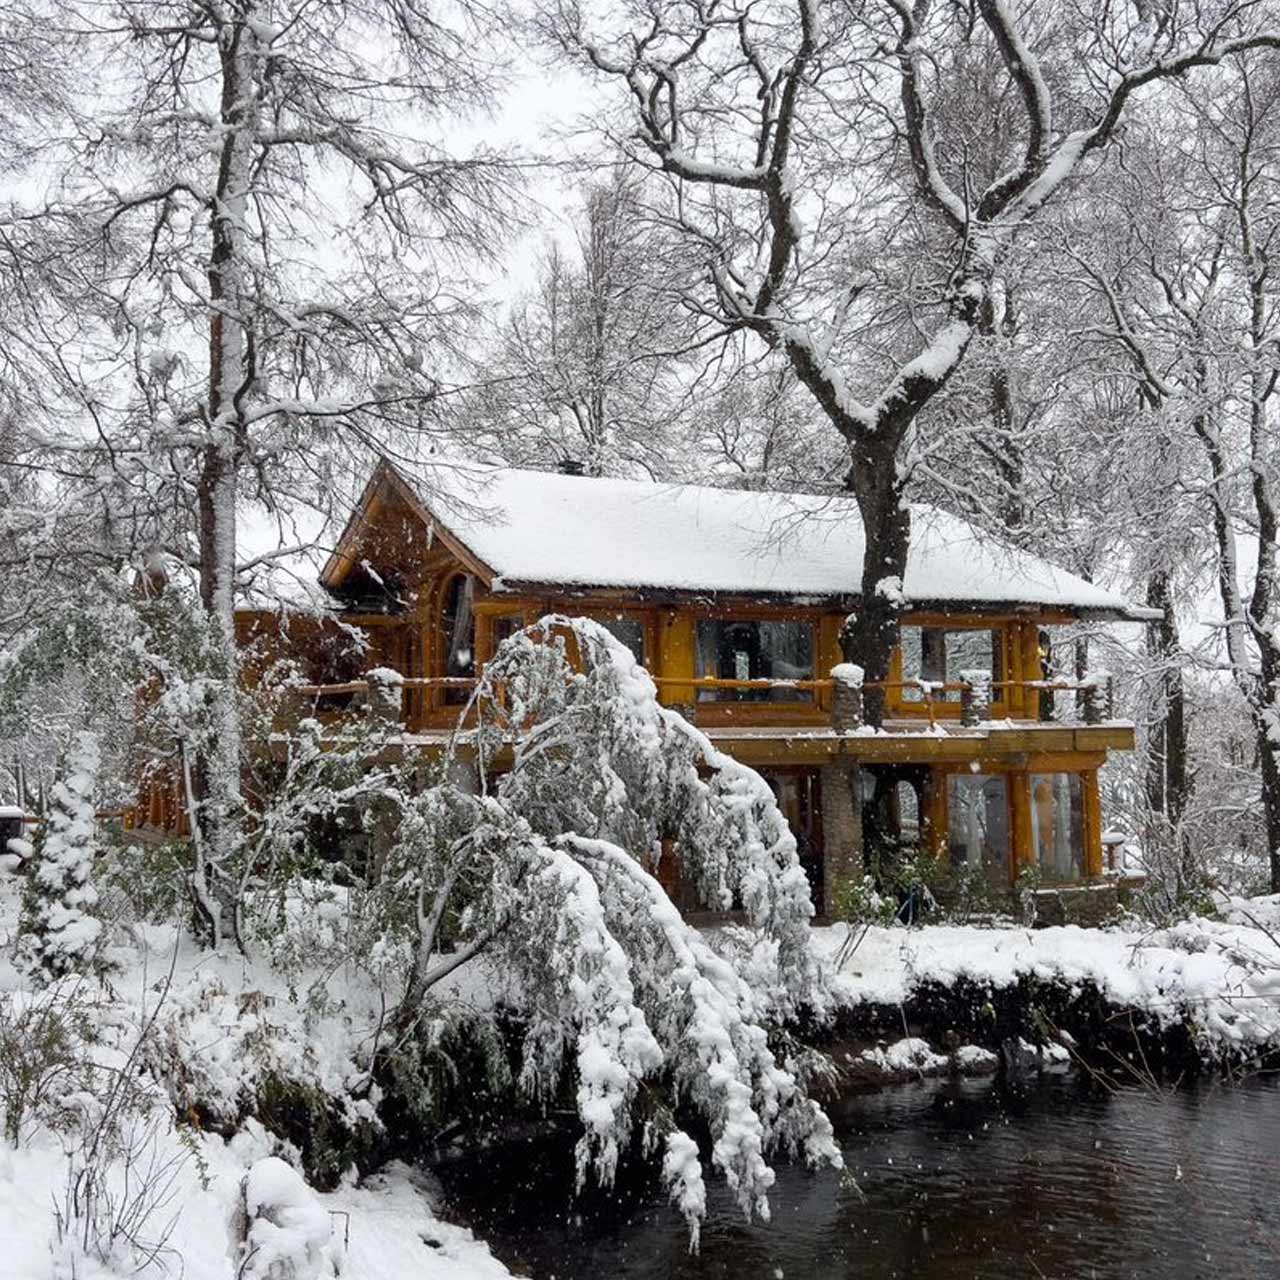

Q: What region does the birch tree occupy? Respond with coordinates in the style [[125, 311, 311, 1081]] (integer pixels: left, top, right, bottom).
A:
[[551, 0, 1280, 723], [9, 0, 513, 946]]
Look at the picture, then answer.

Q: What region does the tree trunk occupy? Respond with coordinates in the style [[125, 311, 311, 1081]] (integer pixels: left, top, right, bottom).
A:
[[841, 452, 910, 728], [190, 14, 261, 950], [980, 290, 1024, 532], [1144, 569, 1188, 827]]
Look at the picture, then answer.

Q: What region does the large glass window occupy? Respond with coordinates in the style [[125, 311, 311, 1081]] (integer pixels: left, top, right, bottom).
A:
[[900, 627, 1004, 704], [1031, 772, 1085, 882], [947, 773, 1011, 887], [694, 619, 813, 702]]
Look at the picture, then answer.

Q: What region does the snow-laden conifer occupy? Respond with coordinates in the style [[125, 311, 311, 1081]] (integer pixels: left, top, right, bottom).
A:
[[18, 732, 105, 983], [389, 617, 840, 1241]]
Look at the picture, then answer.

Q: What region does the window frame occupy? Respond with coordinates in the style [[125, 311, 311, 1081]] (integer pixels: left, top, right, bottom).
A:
[[890, 617, 1013, 718], [692, 613, 818, 704]]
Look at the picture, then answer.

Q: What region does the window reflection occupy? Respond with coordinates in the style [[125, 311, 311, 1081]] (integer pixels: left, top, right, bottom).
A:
[[1031, 772, 1084, 881], [598, 616, 645, 666], [947, 772, 1011, 886], [694, 620, 813, 702], [900, 627, 1003, 704], [442, 574, 475, 704]]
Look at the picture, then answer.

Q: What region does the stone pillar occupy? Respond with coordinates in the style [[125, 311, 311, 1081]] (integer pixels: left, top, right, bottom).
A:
[[830, 663, 864, 731], [1081, 670, 1111, 725], [819, 759, 863, 919], [365, 668, 404, 730], [959, 669, 992, 726]]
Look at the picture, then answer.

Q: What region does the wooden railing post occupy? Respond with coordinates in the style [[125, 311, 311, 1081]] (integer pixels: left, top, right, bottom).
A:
[[830, 663, 864, 731]]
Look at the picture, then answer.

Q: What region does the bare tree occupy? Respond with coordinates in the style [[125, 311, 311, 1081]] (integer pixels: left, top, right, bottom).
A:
[[1070, 55, 1280, 889], [472, 165, 713, 477], [551, 0, 1280, 723], [7, 0, 515, 946]]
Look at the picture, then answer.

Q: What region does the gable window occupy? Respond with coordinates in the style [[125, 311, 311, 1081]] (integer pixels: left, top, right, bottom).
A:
[[441, 574, 475, 704], [694, 619, 813, 702], [900, 626, 1004, 704]]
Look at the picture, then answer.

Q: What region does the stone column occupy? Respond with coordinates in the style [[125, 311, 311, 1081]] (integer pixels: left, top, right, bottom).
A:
[[830, 663, 864, 731], [819, 760, 863, 919], [820, 662, 866, 918], [365, 668, 404, 730], [959, 669, 992, 727]]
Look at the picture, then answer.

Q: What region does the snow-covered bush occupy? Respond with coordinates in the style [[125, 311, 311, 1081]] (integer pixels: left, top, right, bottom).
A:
[[232, 1156, 340, 1280], [18, 732, 109, 984], [386, 617, 840, 1243], [0, 988, 99, 1145]]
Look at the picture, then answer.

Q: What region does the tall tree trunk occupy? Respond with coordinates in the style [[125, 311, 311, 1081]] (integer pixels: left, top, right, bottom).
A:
[[1144, 569, 1188, 826], [841, 442, 910, 727], [190, 13, 261, 950], [980, 289, 1023, 532]]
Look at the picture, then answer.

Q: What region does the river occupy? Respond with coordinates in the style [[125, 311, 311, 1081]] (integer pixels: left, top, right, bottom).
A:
[[435, 1072, 1280, 1279]]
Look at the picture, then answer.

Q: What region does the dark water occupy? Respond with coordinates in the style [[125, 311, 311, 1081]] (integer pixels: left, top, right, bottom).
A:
[[435, 1074, 1280, 1279]]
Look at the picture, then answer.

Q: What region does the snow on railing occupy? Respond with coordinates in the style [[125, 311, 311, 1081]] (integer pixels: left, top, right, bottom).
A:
[[288, 671, 1117, 730]]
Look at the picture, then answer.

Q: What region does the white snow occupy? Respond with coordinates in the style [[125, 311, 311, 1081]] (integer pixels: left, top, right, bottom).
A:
[[818, 908, 1280, 1056], [830, 662, 864, 687], [0, 875, 514, 1280], [0, 1131, 511, 1280], [411, 464, 1150, 617]]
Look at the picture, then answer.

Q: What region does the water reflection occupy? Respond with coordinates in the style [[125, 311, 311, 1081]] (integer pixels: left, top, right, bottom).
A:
[[436, 1074, 1280, 1279]]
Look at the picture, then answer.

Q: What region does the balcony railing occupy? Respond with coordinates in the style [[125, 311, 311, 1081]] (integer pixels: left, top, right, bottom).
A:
[[284, 671, 1116, 732]]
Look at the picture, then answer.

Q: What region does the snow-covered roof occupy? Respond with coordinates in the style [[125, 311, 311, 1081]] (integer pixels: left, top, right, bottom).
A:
[[403, 465, 1151, 620]]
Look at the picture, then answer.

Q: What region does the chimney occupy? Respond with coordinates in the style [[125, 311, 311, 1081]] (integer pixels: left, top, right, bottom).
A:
[[557, 459, 586, 477]]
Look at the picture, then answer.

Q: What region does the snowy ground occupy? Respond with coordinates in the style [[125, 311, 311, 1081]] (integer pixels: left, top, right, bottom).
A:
[[0, 1128, 512, 1280], [3, 862, 1280, 1277], [0, 874, 514, 1280], [813, 893, 1280, 1057]]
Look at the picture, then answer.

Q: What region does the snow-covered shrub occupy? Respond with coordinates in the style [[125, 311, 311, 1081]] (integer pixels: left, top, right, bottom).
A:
[[98, 836, 190, 927], [53, 1112, 188, 1277], [18, 733, 110, 984], [387, 617, 840, 1241], [232, 1155, 340, 1280], [0, 988, 99, 1145]]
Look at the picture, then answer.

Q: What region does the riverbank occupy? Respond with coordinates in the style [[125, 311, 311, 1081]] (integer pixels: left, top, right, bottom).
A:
[[804, 893, 1280, 1073]]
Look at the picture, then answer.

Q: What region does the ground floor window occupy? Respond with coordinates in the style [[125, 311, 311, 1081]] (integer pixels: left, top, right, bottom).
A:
[[694, 619, 813, 701], [762, 769, 822, 894], [1031, 772, 1085, 882], [946, 772, 1011, 887]]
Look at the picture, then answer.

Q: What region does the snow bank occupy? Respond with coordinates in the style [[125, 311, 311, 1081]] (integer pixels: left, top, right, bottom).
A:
[[0, 876, 513, 1280], [0, 1125, 510, 1280], [815, 906, 1280, 1057]]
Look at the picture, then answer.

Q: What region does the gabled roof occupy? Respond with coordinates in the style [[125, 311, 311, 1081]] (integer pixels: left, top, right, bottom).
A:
[[322, 460, 1155, 621]]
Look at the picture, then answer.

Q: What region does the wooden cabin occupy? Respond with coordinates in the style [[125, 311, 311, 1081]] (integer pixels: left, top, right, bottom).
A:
[[141, 460, 1154, 919]]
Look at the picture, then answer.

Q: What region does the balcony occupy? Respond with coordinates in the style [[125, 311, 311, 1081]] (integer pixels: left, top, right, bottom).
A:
[[275, 670, 1133, 767]]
